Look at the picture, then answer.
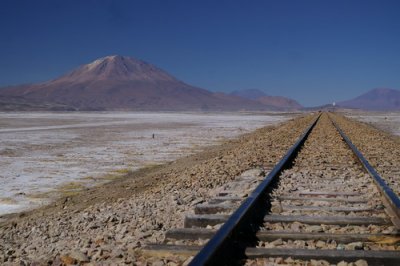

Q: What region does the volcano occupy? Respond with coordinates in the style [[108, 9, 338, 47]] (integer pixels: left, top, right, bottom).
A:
[[0, 55, 269, 111]]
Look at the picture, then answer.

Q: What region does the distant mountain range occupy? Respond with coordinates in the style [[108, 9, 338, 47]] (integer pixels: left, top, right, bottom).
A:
[[230, 89, 267, 100], [1, 55, 398, 111], [337, 88, 400, 110], [0, 56, 298, 111], [230, 89, 303, 110]]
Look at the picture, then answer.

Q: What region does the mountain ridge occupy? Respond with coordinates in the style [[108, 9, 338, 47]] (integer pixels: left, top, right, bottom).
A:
[[230, 89, 302, 110], [338, 88, 400, 110], [230, 89, 267, 100], [0, 56, 274, 111]]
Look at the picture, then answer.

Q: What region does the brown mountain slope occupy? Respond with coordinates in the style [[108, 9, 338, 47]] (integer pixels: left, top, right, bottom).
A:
[[229, 89, 303, 110], [256, 96, 302, 110], [0, 55, 269, 111], [338, 88, 400, 110]]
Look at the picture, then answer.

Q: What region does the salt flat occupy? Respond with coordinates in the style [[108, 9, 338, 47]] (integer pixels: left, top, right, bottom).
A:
[[346, 111, 400, 136], [0, 112, 293, 215]]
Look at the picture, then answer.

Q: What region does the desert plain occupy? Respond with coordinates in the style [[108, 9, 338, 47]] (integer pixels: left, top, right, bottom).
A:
[[0, 111, 293, 216], [0, 111, 399, 265]]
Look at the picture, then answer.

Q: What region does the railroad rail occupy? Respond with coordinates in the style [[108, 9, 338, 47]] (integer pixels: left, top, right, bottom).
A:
[[143, 113, 400, 265]]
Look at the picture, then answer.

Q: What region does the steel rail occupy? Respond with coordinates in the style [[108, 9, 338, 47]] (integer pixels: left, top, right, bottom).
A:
[[330, 117, 400, 228], [189, 114, 321, 266]]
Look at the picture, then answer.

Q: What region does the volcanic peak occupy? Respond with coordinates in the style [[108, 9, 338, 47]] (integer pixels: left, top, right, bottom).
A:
[[52, 55, 176, 83]]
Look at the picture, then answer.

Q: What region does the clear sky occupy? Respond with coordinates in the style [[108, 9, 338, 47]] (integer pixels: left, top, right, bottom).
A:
[[1, 0, 399, 106]]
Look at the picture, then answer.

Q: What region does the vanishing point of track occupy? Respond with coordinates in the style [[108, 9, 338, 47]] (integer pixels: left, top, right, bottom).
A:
[[144, 113, 400, 265]]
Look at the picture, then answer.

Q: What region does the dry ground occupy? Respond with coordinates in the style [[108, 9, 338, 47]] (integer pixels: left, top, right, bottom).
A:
[[0, 112, 293, 215], [1, 111, 399, 265]]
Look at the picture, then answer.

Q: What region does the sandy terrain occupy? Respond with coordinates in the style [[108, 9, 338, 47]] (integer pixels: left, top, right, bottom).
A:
[[345, 111, 400, 136], [1, 113, 398, 265], [0, 112, 293, 215], [0, 112, 312, 265]]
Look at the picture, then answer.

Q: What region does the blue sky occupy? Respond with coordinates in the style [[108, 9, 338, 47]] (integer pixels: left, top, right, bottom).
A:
[[0, 0, 399, 106]]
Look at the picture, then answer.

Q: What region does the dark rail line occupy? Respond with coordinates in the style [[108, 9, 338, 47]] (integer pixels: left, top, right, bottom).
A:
[[143, 113, 400, 265], [187, 114, 400, 265], [331, 118, 400, 228], [189, 114, 321, 265]]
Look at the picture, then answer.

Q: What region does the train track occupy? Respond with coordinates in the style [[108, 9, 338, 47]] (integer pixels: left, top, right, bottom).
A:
[[143, 113, 400, 265]]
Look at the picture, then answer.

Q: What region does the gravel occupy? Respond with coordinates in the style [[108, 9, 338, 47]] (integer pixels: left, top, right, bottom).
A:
[[332, 113, 400, 196], [2, 112, 398, 265], [0, 114, 315, 264], [248, 113, 400, 266]]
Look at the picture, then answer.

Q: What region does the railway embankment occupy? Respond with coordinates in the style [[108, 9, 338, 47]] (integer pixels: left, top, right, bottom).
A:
[[0, 114, 315, 265], [2, 112, 399, 265], [143, 113, 400, 265]]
